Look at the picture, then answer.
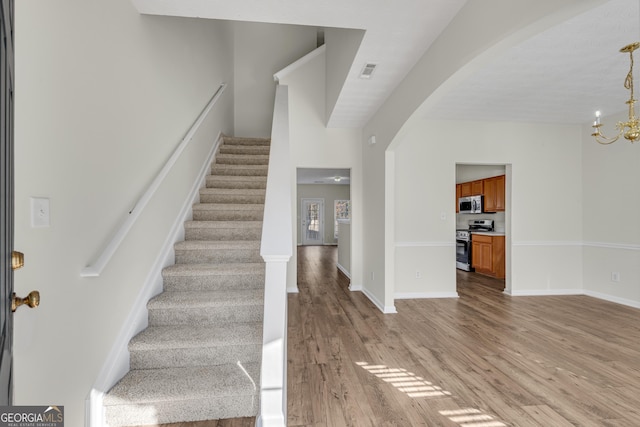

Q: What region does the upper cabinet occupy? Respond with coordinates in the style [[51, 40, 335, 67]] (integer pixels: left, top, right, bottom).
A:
[[484, 175, 505, 212], [456, 174, 505, 212], [459, 179, 483, 197]]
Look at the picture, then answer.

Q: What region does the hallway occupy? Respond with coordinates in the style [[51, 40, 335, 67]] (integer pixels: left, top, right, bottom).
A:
[[288, 246, 640, 426]]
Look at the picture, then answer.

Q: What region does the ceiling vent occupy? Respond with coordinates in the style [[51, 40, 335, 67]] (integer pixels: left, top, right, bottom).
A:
[[360, 63, 378, 79]]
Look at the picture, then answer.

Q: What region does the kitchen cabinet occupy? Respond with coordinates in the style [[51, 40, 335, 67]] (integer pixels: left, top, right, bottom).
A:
[[456, 184, 461, 213], [460, 182, 472, 197], [459, 179, 484, 198], [471, 180, 483, 196], [471, 234, 505, 278], [483, 175, 505, 212]]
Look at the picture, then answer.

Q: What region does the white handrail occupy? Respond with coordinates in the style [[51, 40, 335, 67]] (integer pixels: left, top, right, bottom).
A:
[[81, 83, 227, 278], [258, 84, 292, 427]]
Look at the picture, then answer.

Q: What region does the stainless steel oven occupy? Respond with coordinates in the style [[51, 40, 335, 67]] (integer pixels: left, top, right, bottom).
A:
[[456, 229, 472, 271]]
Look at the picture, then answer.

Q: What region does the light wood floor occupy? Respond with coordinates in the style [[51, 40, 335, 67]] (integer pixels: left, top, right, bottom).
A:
[[288, 245, 640, 426]]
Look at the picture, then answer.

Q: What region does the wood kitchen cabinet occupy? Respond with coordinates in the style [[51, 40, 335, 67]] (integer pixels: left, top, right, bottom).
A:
[[471, 179, 483, 196], [471, 234, 505, 278], [459, 179, 484, 198], [482, 174, 505, 212], [456, 184, 461, 212]]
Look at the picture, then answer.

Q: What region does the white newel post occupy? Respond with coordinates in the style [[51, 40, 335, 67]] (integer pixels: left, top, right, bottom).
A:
[[258, 258, 289, 426]]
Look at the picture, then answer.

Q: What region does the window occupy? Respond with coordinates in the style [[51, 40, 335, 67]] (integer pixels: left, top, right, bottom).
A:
[[334, 200, 351, 239]]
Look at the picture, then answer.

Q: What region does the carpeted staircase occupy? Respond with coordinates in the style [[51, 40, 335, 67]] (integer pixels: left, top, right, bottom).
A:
[[103, 136, 270, 426]]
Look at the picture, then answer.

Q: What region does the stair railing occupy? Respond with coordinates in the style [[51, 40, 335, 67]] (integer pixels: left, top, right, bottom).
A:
[[258, 84, 292, 427], [80, 83, 227, 278]]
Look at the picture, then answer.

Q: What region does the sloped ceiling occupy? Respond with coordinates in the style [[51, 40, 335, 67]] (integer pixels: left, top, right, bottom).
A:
[[132, 0, 637, 128], [130, 0, 466, 128]]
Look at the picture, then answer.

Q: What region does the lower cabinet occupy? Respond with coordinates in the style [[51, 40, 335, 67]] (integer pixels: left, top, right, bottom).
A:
[[471, 234, 505, 279]]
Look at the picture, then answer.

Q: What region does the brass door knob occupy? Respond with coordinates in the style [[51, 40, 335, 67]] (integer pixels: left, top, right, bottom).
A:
[[12, 251, 24, 270], [12, 291, 40, 312]]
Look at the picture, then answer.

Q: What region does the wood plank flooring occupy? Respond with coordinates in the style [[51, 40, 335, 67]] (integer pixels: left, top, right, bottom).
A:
[[288, 245, 640, 426]]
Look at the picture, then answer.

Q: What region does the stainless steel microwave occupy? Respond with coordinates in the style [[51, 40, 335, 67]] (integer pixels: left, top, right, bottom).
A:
[[459, 195, 483, 214]]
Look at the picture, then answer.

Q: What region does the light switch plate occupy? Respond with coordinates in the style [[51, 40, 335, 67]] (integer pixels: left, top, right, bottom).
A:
[[31, 197, 50, 228]]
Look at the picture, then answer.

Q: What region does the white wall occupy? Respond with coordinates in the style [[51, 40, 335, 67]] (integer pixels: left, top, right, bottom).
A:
[[297, 184, 350, 245], [337, 221, 351, 277], [276, 48, 362, 294], [14, 1, 234, 425], [361, 0, 605, 311], [233, 22, 317, 138], [394, 120, 584, 298], [582, 111, 640, 307]]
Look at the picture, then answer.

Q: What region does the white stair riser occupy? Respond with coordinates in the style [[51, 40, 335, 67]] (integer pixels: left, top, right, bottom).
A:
[[130, 344, 262, 369]]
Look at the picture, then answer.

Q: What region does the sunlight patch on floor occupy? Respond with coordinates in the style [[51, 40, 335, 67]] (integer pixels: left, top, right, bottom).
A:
[[439, 408, 506, 427], [356, 362, 507, 426]]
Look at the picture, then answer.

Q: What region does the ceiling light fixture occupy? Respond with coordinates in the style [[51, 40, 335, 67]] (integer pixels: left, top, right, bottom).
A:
[[334, 176, 342, 182], [592, 42, 640, 144]]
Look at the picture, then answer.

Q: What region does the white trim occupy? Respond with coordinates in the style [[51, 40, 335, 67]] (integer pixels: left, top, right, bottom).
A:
[[394, 292, 459, 299], [583, 290, 640, 309], [287, 286, 300, 294], [395, 241, 455, 247], [273, 45, 326, 82], [360, 286, 397, 314], [81, 83, 227, 277], [349, 283, 363, 291], [511, 241, 582, 246], [86, 134, 223, 427], [583, 241, 640, 251], [505, 289, 583, 297], [337, 262, 351, 279]]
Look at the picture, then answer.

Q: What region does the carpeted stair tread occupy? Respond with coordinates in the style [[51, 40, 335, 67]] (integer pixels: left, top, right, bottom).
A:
[[148, 289, 264, 309], [219, 145, 270, 156], [206, 175, 267, 190], [104, 364, 260, 404], [193, 203, 264, 211], [222, 137, 270, 146], [211, 164, 268, 176], [216, 153, 269, 165], [163, 263, 265, 277], [184, 220, 263, 229], [174, 240, 260, 251], [130, 323, 262, 351], [161, 263, 265, 292], [128, 324, 262, 370], [103, 364, 260, 425]]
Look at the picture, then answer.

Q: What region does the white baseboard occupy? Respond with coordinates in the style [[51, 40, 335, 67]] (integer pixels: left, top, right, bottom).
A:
[[336, 263, 351, 279], [583, 290, 640, 309], [349, 283, 362, 291], [360, 286, 397, 314], [287, 286, 300, 294], [86, 133, 223, 427], [506, 289, 583, 297], [394, 292, 459, 299]]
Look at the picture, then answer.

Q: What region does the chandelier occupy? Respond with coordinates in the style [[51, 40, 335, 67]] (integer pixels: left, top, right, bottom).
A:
[[592, 42, 640, 144]]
